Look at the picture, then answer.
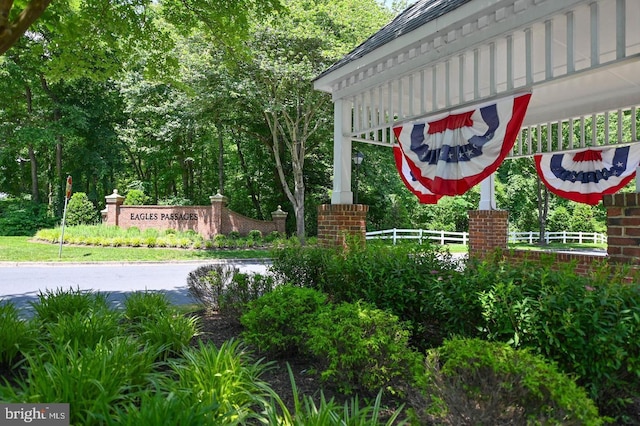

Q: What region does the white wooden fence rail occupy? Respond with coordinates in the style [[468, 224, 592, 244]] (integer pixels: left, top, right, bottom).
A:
[[365, 229, 607, 245]]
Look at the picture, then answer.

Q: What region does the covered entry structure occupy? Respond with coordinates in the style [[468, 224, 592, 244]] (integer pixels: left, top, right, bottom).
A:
[[313, 0, 640, 262]]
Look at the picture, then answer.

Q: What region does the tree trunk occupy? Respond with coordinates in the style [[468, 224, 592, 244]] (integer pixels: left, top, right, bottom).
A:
[[217, 123, 224, 194], [234, 132, 264, 220], [24, 85, 39, 203], [537, 178, 549, 245]]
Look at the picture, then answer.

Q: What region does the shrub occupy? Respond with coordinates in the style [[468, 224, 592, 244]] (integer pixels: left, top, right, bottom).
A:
[[65, 192, 99, 226], [248, 229, 262, 242], [123, 189, 149, 206], [240, 285, 328, 355], [186, 264, 238, 312], [412, 338, 603, 425], [475, 254, 640, 418], [0, 196, 57, 236], [219, 272, 275, 319], [307, 301, 423, 396], [269, 243, 331, 289]]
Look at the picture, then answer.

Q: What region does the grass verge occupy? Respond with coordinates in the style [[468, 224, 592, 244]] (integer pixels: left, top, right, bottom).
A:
[[0, 237, 270, 263]]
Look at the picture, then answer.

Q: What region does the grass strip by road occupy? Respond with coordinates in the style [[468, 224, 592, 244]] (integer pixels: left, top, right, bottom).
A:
[[0, 237, 271, 263]]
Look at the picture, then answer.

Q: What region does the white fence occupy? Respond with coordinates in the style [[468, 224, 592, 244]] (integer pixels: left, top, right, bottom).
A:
[[365, 229, 469, 245], [366, 229, 607, 245], [508, 231, 607, 245]]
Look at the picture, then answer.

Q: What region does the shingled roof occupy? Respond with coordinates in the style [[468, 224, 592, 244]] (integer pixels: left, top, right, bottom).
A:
[[315, 0, 472, 81]]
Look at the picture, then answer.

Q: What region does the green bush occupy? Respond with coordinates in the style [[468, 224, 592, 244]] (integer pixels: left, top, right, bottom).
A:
[[475, 255, 640, 418], [240, 285, 328, 355], [123, 189, 149, 205], [269, 242, 474, 349], [307, 301, 423, 396], [186, 264, 238, 311], [414, 338, 603, 425], [0, 196, 57, 236], [123, 291, 172, 321], [219, 272, 275, 319], [65, 192, 99, 226]]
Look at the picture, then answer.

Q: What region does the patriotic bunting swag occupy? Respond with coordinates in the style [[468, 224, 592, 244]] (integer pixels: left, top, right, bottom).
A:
[[393, 93, 531, 197], [393, 145, 442, 204], [534, 144, 640, 205]]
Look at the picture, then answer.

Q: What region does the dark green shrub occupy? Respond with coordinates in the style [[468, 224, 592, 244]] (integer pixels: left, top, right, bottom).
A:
[[240, 285, 328, 355], [65, 192, 99, 226], [413, 338, 603, 425], [307, 301, 424, 395], [247, 229, 262, 242], [123, 189, 149, 205], [475, 254, 640, 420], [268, 243, 332, 289], [228, 230, 241, 240], [269, 241, 480, 350], [0, 196, 57, 236]]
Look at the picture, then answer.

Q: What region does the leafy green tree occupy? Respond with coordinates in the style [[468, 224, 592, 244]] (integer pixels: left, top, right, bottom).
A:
[[65, 192, 99, 226], [234, 0, 392, 241]]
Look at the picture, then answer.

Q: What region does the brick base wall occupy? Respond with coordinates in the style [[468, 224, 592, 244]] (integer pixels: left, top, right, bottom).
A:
[[505, 249, 607, 276], [317, 204, 368, 248], [468, 210, 509, 259]]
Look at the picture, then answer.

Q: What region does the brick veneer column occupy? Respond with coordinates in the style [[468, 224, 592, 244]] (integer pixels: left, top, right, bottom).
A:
[[603, 193, 640, 265], [209, 192, 227, 236], [271, 206, 288, 235], [102, 189, 125, 226], [317, 204, 368, 248], [468, 209, 509, 259]]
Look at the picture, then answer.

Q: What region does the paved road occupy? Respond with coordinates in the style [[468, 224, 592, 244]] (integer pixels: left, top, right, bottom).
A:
[[0, 260, 270, 315]]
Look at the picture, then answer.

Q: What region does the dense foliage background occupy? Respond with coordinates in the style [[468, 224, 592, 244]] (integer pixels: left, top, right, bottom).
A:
[[0, 0, 622, 237]]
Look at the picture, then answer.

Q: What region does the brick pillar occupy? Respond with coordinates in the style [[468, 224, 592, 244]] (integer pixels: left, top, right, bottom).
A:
[[102, 189, 125, 226], [468, 210, 509, 259], [210, 192, 227, 236], [603, 193, 640, 265], [317, 204, 368, 248], [271, 205, 288, 235]]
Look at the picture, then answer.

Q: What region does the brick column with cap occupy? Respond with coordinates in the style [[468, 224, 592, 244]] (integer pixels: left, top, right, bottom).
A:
[[468, 209, 509, 259], [603, 193, 640, 265], [102, 189, 125, 226], [271, 206, 288, 235], [209, 191, 227, 236], [317, 204, 368, 248]]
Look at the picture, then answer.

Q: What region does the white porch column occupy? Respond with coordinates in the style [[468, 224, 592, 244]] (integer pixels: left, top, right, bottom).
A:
[[331, 98, 354, 204], [479, 173, 497, 210]]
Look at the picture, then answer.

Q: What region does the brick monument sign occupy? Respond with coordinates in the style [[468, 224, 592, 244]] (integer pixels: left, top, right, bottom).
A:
[[101, 190, 287, 239]]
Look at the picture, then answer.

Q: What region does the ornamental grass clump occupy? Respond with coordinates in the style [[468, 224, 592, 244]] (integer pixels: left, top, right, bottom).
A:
[[0, 301, 36, 367]]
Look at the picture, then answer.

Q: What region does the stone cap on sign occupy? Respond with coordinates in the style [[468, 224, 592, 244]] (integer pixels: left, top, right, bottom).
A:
[[210, 191, 228, 205], [105, 189, 125, 205], [271, 205, 287, 219]]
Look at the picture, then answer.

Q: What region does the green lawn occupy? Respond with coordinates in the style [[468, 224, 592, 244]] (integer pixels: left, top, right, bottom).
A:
[[0, 237, 271, 263]]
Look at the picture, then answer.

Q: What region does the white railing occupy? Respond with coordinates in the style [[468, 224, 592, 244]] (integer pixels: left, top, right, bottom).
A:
[[365, 229, 469, 245], [508, 231, 607, 245], [366, 229, 607, 245]]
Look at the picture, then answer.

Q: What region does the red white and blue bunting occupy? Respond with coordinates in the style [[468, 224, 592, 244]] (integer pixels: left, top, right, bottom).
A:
[[393, 145, 442, 204], [534, 144, 640, 205], [393, 93, 531, 197]]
